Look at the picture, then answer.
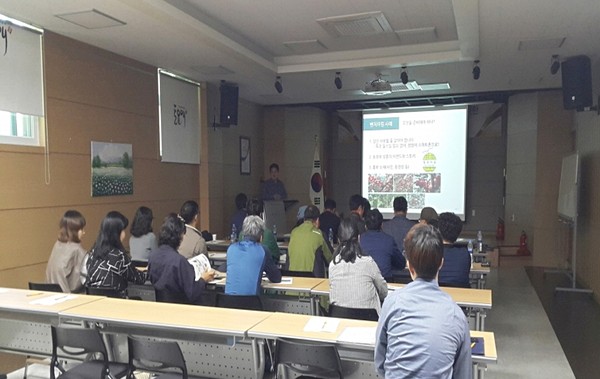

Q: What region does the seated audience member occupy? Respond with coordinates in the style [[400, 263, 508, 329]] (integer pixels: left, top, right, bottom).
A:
[[362, 197, 372, 214], [148, 214, 215, 304], [437, 212, 471, 288], [375, 224, 472, 378], [294, 205, 308, 229], [382, 196, 416, 251], [178, 200, 208, 259], [348, 194, 367, 234], [329, 218, 388, 314], [360, 209, 405, 279], [262, 163, 288, 201], [319, 199, 341, 244], [129, 206, 157, 262], [288, 205, 332, 273], [230, 193, 248, 234], [419, 206, 439, 228], [46, 210, 87, 293], [239, 199, 281, 263], [86, 211, 146, 296], [225, 215, 282, 295]]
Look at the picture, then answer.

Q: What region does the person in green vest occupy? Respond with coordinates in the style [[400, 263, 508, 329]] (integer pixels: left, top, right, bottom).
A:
[[288, 205, 332, 273]]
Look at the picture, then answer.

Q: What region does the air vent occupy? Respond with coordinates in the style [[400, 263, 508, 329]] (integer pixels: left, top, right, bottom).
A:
[[395, 26, 437, 45], [55, 9, 126, 29], [518, 37, 565, 51], [390, 81, 421, 91], [317, 11, 392, 37]]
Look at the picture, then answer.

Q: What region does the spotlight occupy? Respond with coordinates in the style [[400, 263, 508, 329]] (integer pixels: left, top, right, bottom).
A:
[[472, 60, 480, 80], [400, 66, 408, 85], [274, 76, 283, 93], [334, 72, 342, 90], [550, 55, 560, 75]]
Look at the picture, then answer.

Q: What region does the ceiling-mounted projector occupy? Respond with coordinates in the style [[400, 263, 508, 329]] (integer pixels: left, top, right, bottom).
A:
[[362, 78, 392, 95]]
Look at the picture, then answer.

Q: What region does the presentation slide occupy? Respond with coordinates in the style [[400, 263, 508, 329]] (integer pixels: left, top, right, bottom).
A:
[[362, 107, 467, 220]]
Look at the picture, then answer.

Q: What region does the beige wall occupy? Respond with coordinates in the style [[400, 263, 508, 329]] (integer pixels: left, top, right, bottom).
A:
[[506, 93, 539, 248], [0, 32, 206, 288], [574, 59, 600, 303], [533, 92, 575, 268]]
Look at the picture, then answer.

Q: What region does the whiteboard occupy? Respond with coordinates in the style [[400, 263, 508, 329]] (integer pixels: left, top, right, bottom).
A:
[[557, 153, 578, 221]]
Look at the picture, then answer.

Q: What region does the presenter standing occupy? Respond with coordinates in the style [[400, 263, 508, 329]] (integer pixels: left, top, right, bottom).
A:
[[262, 163, 288, 200]]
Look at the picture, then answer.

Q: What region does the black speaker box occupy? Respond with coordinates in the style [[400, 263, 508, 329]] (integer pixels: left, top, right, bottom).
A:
[[220, 84, 239, 125], [561, 55, 593, 111]]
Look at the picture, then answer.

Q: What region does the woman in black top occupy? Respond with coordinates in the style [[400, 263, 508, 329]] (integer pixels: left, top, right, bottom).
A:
[[86, 211, 146, 296]]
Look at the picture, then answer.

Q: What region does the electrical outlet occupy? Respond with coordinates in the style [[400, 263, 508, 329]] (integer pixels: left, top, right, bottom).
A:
[[511, 213, 515, 222], [472, 209, 476, 217]]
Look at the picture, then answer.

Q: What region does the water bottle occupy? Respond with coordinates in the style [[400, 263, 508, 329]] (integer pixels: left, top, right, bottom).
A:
[[230, 224, 237, 243], [467, 239, 474, 268], [273, 224, 277, 240], [328, 228, 334, 246], [477, 230, 484, 253]]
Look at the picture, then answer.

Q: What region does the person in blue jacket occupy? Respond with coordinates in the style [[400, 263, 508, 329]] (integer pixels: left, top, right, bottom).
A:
[[225, 215, 282, 295]]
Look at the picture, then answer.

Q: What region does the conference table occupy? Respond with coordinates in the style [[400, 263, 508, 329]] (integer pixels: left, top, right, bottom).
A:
[[59, 297, 271, 378], [311, 280, 492, 331], [0, 287, 497, 379], [248, 312, 497, 379], [0, 288, 104, 357], [207, 240, 289, 267]]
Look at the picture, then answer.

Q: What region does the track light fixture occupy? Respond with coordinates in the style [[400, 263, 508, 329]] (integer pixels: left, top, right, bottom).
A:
[[472, 60, 481, 80], [400, 66, 408, 85], [550, 55, 560, 75], [334, 71, 342, 90], [274, 76, 283, 93]]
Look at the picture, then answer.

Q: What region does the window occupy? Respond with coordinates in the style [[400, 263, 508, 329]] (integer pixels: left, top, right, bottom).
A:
[[0, 110, 43, 146], [0, 13, 44, 147]]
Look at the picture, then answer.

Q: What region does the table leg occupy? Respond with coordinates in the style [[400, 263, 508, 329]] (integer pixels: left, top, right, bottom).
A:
[[252, 338, 265, 379]]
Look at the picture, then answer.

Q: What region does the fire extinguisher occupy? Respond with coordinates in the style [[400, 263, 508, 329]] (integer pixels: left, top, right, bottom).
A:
[[517, 230, 531, 255], [496, 218, 505, 241]]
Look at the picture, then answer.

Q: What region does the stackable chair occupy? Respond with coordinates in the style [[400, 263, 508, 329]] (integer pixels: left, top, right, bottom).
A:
[[328, 304, 379, 321], [50, 325, 128, 379], [85, 287, 123, 298], [28, 282, 62, 292], [273, 338, 343, 378], [215, 293, 263, 311], [127, 336, 197, 379]]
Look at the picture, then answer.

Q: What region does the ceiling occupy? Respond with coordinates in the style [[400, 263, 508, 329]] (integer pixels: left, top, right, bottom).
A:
[[1, 0, 599, 109]]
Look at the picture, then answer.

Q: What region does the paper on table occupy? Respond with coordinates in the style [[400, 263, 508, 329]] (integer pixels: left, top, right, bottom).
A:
[[0, 288, 9, 293], [280, 277, 293, 284], [303, 317, 339, 333], [30, 294, 77, 305], [337, 327, 377, 345]]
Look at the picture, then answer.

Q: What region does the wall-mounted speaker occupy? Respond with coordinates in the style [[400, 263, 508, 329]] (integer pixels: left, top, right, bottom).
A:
[[220, 83, 239, 125], [561, 55, 593, 111]]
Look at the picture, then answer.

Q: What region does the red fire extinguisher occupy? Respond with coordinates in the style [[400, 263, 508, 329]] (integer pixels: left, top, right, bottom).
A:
[[517, 230, 531, 256], [496, 218, 505, 241]]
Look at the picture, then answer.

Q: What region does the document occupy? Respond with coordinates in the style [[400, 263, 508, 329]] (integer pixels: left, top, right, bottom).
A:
[[30, 294, 77, 305], [337, 327, 377, 345], [303, 317, 339, 333]]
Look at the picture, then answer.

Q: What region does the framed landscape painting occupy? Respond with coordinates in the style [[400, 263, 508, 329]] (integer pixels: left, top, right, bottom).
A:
[[91, 141, 133, 197]]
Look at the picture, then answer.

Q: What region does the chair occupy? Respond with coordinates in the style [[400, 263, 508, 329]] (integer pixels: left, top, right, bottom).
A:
[[328, 304, 379, 321], [280, 270, 315, 278], [155, 289, 190, 305], [24, 282, 62, 378], [127, 336, 192, 379], [50, 325, 128, 379], [28, 282, 62, 292], [274, 338, 343, 379], [85, 286, 123, 298], [215, 293, 263, 311]]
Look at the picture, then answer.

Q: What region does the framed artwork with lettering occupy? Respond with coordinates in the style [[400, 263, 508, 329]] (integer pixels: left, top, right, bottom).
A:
[[240, 136, 250, 175]]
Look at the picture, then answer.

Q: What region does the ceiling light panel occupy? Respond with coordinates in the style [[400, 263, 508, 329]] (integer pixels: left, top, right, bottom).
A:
[[283, 40, 328, 54], [518, 37, 565, 51], [55, 9, 126, 29], [317, 11, 393, 37]]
